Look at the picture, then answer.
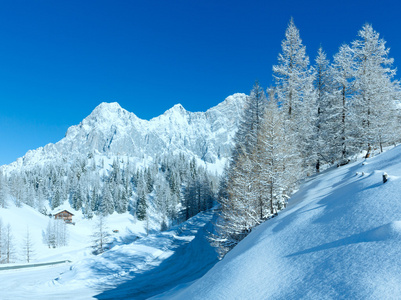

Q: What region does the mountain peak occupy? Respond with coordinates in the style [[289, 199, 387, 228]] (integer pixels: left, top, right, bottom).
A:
[[164, 103, 186, 114], [87, 102, 130, 122], [94, 102, 122, 113]]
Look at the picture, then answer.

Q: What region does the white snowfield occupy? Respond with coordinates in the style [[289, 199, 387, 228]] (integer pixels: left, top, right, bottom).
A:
[[0, 209, 218, 300], [166, 145, 401, 300]]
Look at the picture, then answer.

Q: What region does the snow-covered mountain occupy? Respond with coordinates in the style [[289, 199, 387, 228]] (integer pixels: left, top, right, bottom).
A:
[[1, 93, 246, 172]]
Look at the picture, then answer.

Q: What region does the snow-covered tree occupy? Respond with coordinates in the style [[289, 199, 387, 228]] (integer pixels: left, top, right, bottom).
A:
[[231, 81, 267, 163], [22, 227, 34, 263], [92, 215, 111, 254], [4, 223, 14, 263], [273, 18, 317, 175], [43, 219, 68, 248], [257, 95, 300, 215], [0, 173, 8, 208], [314, 47, 332, 171], [99, 183, 114, 215], [136, 173, 148, 221], [326, 44, 357, 161], [351, 24, 400, 156], [0, 218, 3, 262]]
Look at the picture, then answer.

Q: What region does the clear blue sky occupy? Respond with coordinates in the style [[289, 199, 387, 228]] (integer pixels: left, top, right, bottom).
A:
[[0, 0, 400, 166]]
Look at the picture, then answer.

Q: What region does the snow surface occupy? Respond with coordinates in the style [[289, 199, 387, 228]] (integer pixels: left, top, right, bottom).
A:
[[164, 145, 401, 300], [0, 209, 218, 300], [3, 144, 401, 299]]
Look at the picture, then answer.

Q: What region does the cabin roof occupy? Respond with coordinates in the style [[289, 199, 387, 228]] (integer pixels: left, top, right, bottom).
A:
[[54, 210, 74, 216]]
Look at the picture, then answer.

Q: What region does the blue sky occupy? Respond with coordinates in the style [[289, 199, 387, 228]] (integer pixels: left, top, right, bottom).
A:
[[0, 0, 400, 166]]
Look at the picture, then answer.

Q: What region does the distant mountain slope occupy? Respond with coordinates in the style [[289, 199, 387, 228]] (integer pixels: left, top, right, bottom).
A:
[[1, 93, 246, 172], [166, 145, 401, 299]]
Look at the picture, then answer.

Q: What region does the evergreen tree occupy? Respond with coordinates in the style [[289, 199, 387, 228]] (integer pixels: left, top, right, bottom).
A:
[[136, 175, 148, 221], [136, 192, 148, 221], [99, 183, 114, 215], [52, 186, 62, 210]]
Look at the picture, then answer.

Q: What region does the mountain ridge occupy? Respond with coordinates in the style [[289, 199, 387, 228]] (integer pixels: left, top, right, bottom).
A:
[[1, 93, 247, 173]]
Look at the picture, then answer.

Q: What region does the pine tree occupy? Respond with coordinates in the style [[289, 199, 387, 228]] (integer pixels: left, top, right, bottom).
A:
[[136, 175, 148, 221], [52, 186, 61, 210], [115, 188, 128, 214], [99, 183, 114, 215]]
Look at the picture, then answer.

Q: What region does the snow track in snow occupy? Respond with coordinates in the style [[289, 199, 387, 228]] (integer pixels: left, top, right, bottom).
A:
[[0, 209, 219, 300]]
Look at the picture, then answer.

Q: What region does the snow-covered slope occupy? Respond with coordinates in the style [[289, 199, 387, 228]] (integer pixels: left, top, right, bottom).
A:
[[0, 209, 218, 300], [165, 145, 401, 300], [1, 93, 246, 172], [3, 144, 401, 299]]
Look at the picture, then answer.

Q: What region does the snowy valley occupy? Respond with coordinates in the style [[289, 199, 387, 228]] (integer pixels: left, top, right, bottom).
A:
[[2, 18, 401, 300], [0, 94, 245, 299], [2, 136, 401, 299]]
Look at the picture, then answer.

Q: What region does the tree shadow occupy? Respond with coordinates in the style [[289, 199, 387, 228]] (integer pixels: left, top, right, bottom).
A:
[[92, 212, 219, 300], [286, 222, 398, 257]]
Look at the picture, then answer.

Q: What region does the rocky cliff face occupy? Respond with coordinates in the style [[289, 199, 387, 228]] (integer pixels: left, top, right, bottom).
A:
[[2, 93, 247, 173]]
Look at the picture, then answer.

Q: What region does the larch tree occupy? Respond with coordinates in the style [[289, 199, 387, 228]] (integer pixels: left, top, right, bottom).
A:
[[273, 18, 317, 175], [314, 47, 332, 171], [92, 214, 111, 254], [327, 44, 357, 161], [22, 226, 34, 263], [213, 83, 268, 257], [231, 81, 267, 164], [257, 92, 301, 215], [4, 223, 14, 263], [351, 24, 400, 156]]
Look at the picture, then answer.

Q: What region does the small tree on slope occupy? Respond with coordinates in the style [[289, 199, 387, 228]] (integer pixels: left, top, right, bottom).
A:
[[92, 214, 111, 254]]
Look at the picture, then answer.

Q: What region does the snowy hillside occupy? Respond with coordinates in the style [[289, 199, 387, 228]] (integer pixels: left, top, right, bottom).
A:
[[1, 93, 246, 173], [3, 144, 401, 299], [163, 145, 401, 299]]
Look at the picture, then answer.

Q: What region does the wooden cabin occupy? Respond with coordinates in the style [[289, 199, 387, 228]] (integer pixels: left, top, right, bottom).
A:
[[54, 210, 74, 224]]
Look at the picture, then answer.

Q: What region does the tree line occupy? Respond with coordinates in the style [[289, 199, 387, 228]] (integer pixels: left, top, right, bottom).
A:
[[212, 19, 401, 258], [0, 152, 217, 231]]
